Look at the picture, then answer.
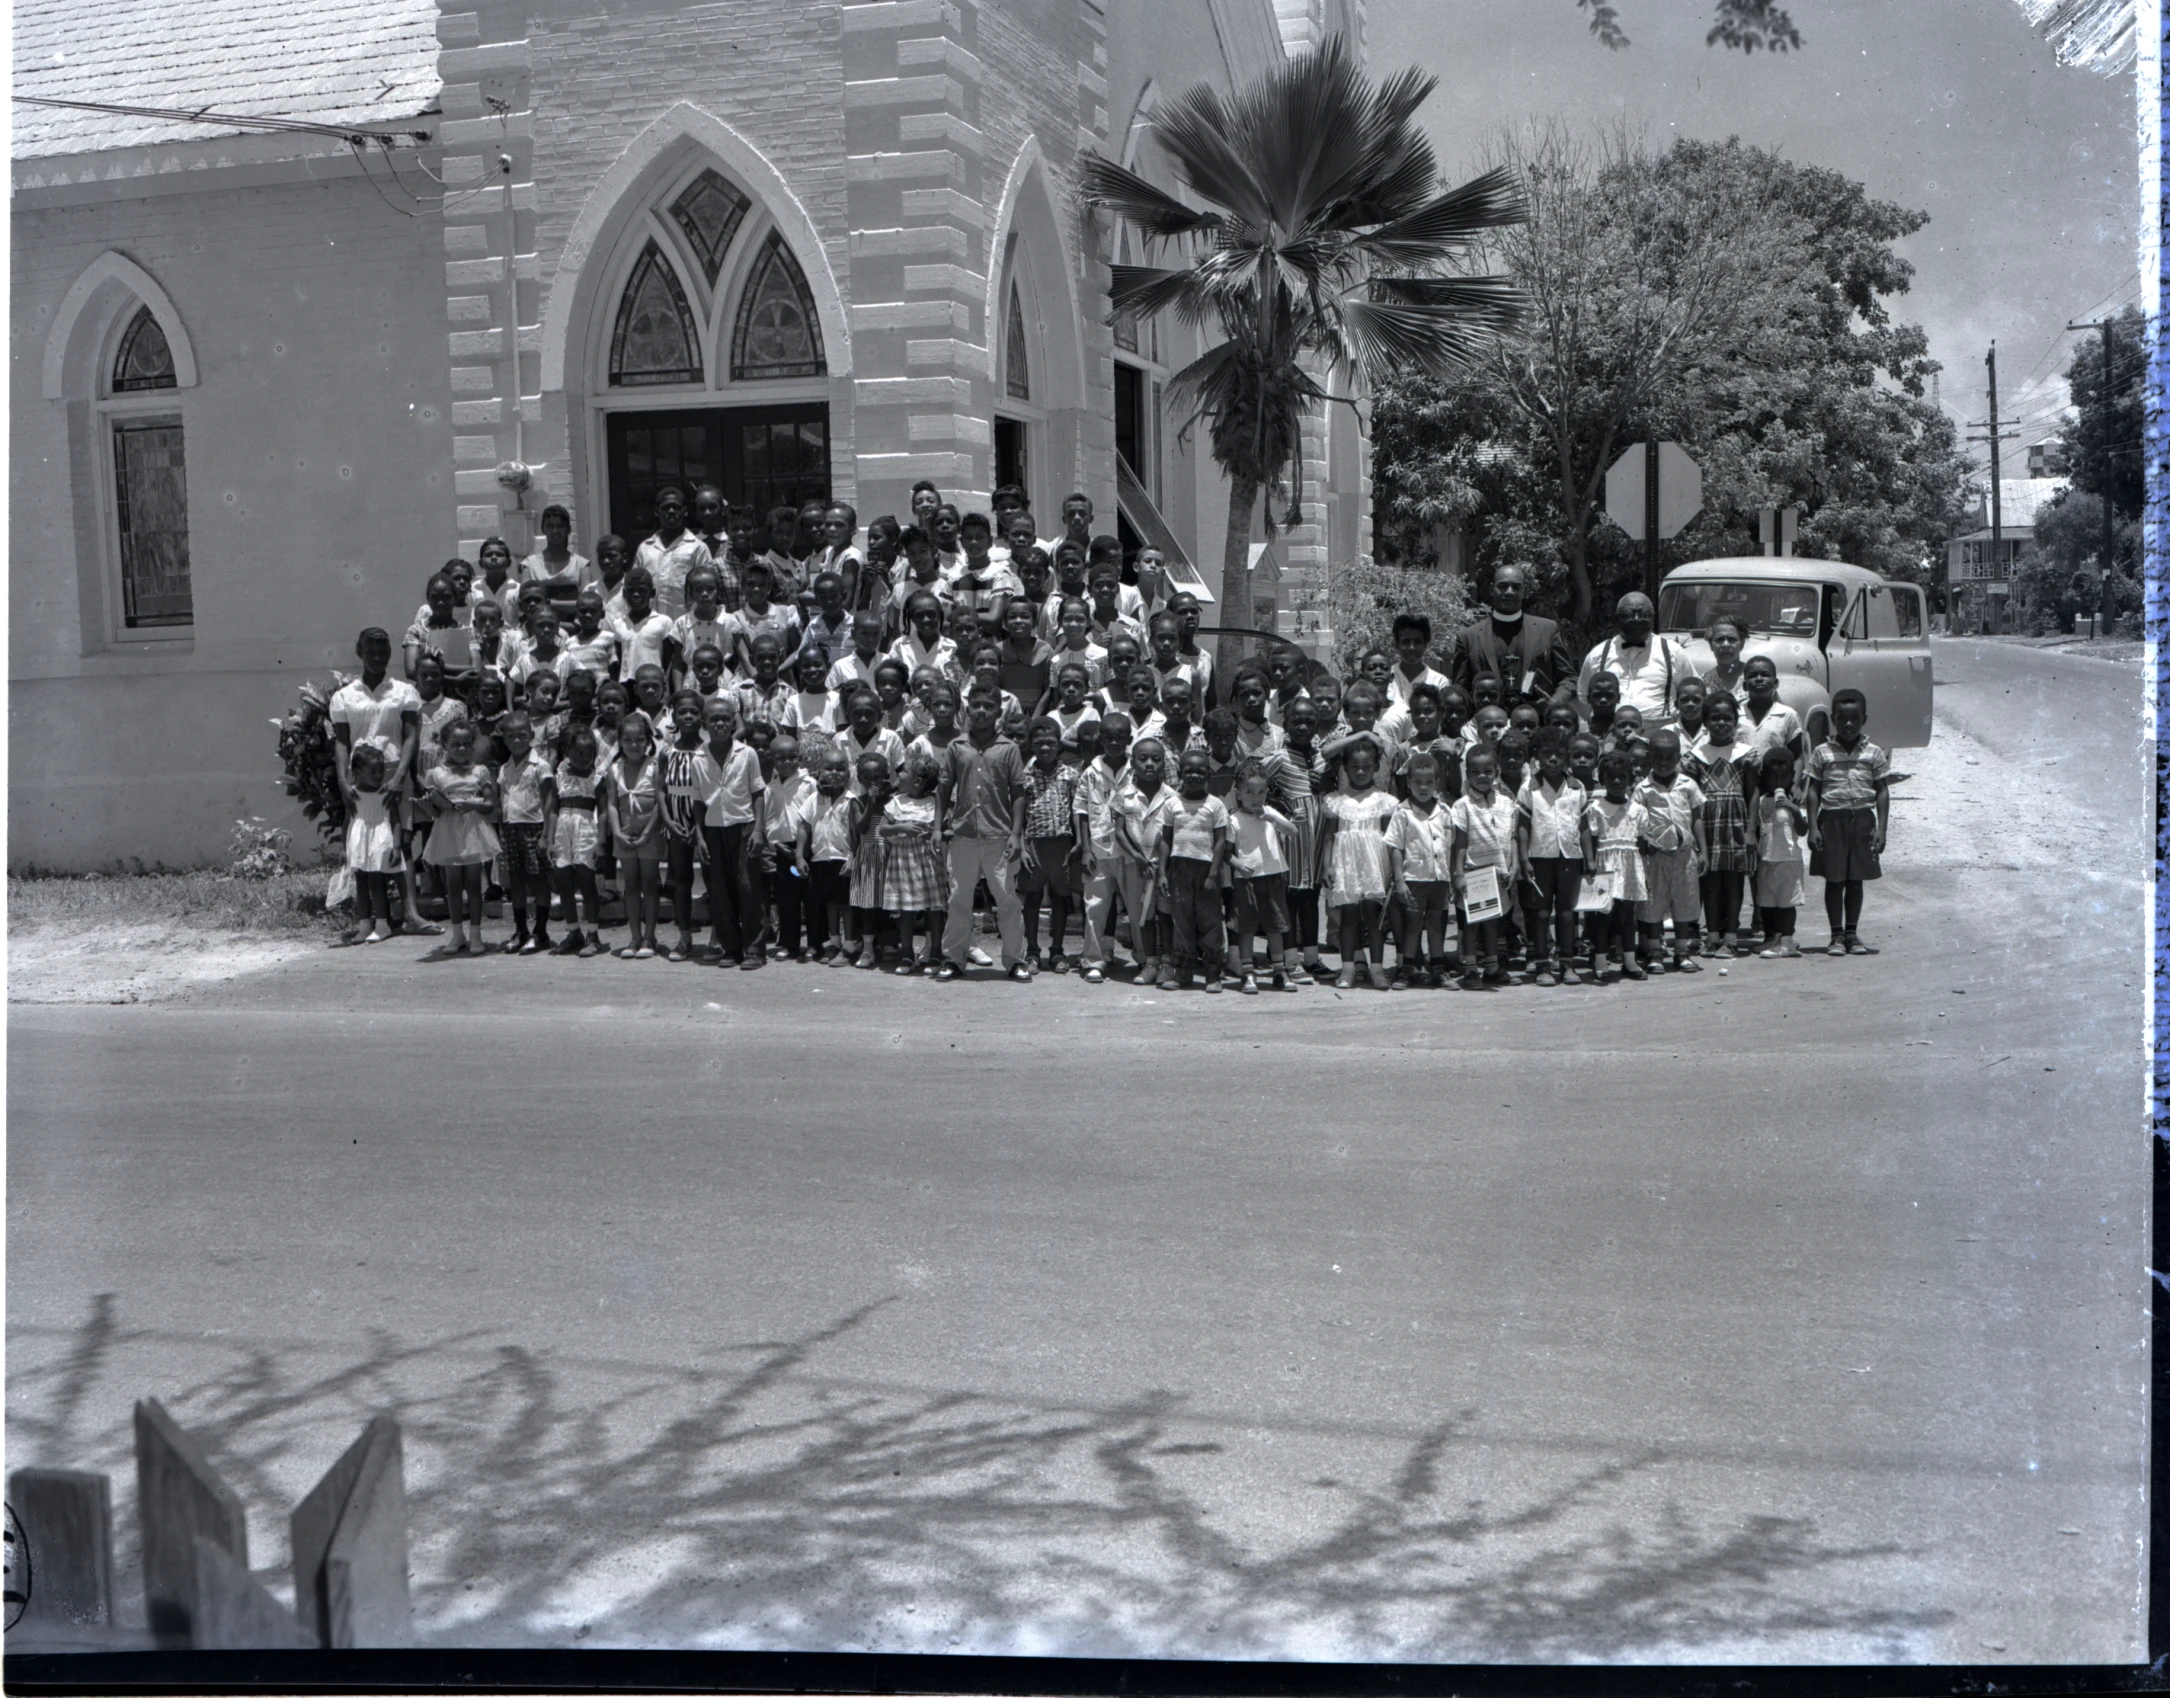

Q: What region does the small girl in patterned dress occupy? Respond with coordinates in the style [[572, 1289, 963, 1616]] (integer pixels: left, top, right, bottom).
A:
[[549, 725, 607, 958], [877, 753, 946, 973], [1318, 742, 1399, 989], [421, 721, 500, 957], [1579, 749, 1650, 983], [1689, 689, 1758, 957]]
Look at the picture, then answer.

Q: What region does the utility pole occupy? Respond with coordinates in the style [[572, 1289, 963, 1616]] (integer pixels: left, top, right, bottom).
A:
[[1643, 438, 1660, 599], [1966, 343, 2019, 634], [2066, 314, 2120, 585]]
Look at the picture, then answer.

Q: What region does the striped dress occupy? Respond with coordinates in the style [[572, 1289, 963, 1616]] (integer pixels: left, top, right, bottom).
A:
[[1267, 745, 1324, 892]]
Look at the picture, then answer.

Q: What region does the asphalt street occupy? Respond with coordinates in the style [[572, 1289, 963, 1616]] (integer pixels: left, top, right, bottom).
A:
[[6, 635, 2151, 1663]]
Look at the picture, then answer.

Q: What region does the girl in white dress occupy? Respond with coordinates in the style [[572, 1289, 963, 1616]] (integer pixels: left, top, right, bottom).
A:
[[1318, 741, 1398, 989], [343, 743, 402, 943]]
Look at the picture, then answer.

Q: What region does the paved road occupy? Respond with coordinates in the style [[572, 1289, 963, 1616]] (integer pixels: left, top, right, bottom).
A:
[[7, 641, 2149, 1663]]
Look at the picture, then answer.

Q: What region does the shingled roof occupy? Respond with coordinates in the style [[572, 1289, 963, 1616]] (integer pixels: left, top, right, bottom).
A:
[[12, 0, 441, 160]]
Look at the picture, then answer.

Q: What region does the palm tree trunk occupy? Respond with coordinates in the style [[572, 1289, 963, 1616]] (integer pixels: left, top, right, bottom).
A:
[[1219, 470, 1259, 673]]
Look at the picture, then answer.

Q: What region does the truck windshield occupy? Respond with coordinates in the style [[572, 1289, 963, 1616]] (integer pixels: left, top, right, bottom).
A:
[[1658, 579, 1824, 638]]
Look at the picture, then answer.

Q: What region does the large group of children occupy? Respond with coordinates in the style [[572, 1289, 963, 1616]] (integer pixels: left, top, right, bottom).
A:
[[325, 478, 1895, 991]]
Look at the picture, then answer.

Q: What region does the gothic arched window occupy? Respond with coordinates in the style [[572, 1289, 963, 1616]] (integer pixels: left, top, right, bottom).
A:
[[1005, 282, 1031, 401], [731, 232, 825, 380], [669, 168, 749, 288], [609, 241, 701, 387], [112, 305, 177, 393]]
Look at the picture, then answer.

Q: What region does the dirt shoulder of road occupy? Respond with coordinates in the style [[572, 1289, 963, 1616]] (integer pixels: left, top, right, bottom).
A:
[[7, 870, 344, 1005]]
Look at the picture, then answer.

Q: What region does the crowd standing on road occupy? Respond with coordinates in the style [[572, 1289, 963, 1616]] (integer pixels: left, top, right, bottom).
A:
[[323, 480, 1895, 992]]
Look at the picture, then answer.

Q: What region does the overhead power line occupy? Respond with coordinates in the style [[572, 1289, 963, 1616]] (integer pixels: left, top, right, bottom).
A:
[[12, 93, 432, 145]]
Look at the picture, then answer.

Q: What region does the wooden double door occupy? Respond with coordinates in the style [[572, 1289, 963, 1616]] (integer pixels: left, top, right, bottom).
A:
[[605, 403, 829, 541]]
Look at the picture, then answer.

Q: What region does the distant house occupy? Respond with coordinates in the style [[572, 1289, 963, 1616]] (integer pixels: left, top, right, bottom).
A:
[[1945, 477, 2068, 590]]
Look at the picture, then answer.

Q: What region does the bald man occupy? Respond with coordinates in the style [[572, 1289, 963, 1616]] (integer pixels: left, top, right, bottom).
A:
[[1575, 592, 1702, 730]]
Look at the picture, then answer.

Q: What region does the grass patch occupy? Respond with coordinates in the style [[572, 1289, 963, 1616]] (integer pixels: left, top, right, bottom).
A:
[[7, 869, 344, 938]]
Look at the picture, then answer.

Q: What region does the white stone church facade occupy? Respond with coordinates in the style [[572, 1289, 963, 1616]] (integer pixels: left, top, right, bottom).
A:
[[12, 0, 1369, 868]]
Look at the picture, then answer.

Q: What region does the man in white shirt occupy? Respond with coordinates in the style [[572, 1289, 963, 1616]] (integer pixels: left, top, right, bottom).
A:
[[1576, 592, 1701, 730]]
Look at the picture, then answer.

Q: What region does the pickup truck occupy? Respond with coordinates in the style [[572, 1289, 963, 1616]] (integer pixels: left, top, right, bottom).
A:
[[1657, 557, 1935, 748]]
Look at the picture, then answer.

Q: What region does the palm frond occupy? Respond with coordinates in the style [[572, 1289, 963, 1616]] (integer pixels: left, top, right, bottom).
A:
[[1151, 85, 1274, 226], [1353, 166, 1530, 270], [1367, 273, 1528, 332], [1339, 299, 1512, 379], [1076, 153, 1222, 242], [1108, 263, 1219, 326]]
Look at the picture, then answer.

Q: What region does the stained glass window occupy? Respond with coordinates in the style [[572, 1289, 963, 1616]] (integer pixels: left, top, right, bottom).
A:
[[669, 168, 749, 287], [609, 242, 701, 387], [113, 420, 192, 627], [731, 232, 825, 380], [112, 305, 177, 393], [1005, 282, 1031, 401]]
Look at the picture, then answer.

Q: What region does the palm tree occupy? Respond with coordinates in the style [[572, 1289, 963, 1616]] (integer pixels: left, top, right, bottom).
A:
[[1078, 35, 1526, 659]]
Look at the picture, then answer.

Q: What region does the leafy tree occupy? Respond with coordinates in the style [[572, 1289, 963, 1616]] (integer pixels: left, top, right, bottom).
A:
[[1575, 0, 1803, 52], [1078, 37, 1526, 661], [2029, 486, 2141, 613], [2060, 302, 2145, 521], [1374, 134, 1974, 624], [1453, 127, 1808, 622]]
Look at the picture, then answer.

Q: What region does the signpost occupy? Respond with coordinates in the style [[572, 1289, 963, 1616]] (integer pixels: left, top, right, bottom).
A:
[[1603, 441, 1703, 597]]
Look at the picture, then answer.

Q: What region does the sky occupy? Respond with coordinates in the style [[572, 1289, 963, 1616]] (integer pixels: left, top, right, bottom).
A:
[[1366, 0, 2143, 475]]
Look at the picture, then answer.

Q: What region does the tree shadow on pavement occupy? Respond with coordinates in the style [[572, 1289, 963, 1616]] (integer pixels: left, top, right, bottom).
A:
[[6, 1293, 1951, 1661]]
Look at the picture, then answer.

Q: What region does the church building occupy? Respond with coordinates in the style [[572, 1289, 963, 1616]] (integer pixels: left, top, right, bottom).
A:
[[12, 0, 1368, 868]]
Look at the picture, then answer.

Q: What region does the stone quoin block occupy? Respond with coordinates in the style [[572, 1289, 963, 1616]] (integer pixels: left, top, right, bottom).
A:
[[8, 1468, 113, 1627], [133, 1400, 247, 1646]]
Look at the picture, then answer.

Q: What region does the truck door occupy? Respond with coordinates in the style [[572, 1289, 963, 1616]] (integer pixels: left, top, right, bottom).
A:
[[1828, 583, 1933, 748], [1873, 583, 1934, 746]]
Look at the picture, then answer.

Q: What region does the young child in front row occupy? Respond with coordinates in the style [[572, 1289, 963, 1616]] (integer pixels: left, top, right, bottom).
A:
[[808, 750, 856, 964], [1579, 749, 1650, 983], [1157, 747, 1232, 992], [422, 720, 501, 957], [1278, 696, 1328, 982], [660, 689, 710, 962], [342, 743, 402, 943], [1320, 741, 1397, 990], [761, 733, 818, 961], [1074, 712, 1136, 984], [1227, 759, 1298, 993], [1805, 687, 1890, 956], [1634, 729, 1706, 972], [876, 752, 946, 973], [1115, 736, 1178, 982], [549, 725, 608, 957], [1517, 726, 1586, 987], [1753, 746, 1807, 958], [1018, 718, 1082, 972], [1449, 744, 1519, 991], [847, 750, 893, 967], [496, 710, 555, 954], [605, 712, 663, 957], [1689, 689, 1757, 957], [1386, 750, 1455, 987]]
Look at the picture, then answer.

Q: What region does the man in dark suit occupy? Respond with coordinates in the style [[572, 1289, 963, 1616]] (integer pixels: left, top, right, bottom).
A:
[[1453, 563, 1578, 707]]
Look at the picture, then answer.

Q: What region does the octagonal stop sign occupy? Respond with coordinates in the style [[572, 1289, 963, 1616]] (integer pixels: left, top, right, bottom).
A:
[[1603, 441, 1703, 539]]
